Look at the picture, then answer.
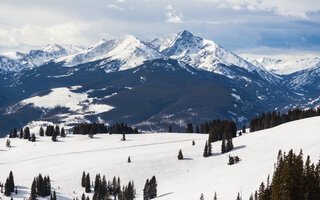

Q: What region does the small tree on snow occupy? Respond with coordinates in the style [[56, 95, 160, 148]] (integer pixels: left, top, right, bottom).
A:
[[178, 149, 184, 160]]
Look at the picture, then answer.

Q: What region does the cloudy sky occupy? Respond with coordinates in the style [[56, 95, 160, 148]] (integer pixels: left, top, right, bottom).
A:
[[0, 0, 319, 58]]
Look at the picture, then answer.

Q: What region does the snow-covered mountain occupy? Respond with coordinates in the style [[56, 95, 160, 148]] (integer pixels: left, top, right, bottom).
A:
[[57, 35, 162, 71], [147, 30, 279, 83], [252, 57, 320, 75], [0, 116, 319, 200], [0, 44, 84, 72]]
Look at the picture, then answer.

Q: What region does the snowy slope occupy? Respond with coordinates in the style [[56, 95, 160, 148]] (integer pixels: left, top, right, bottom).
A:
[[0, 44, 84, 72], [57, 36, 162, 71], [252, 57, 320, 75], [148, 30, 279, 83], [1, 117, 320, 200]]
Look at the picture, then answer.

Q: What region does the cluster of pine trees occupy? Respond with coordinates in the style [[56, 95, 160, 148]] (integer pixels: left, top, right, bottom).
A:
[[250, 149, 320, 200], [32, 174, 51, 197], [4, 171, 15, 196], [143, 176, 157, 200], [29, 174, 52, 200], [81, 172, 136, 200], [109, 123, 138, 134], [73, 122, 138, 135], [249, 108, 320, 132], [73, 123, 108, 135]]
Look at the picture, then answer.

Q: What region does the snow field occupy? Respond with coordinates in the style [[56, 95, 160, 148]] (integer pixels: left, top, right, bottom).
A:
[[0, 116, 320, 200]]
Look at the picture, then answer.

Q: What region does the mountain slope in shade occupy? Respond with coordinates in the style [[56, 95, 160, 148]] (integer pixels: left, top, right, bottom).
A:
[[147, 30, 279, 83], [57, 35, 162, 71], [252, 57, 320, 75]]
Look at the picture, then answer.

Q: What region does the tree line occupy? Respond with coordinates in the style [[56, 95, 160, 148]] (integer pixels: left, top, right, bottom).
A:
[[249, 108, 320, 132], [73, 122, 138, 135]]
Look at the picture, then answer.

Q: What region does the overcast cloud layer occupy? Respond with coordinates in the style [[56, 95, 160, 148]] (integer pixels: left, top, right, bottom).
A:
[[0, 0, 319, 57]]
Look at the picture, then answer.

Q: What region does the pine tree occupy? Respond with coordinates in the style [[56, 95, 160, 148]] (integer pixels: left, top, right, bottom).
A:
[[52, 130, 57, 142], [29, 179, 37, 200], [185, 123, 194, 133], [221, 139, 226, 154], [4, 178, 11, 196], [31, 133, 36, 142], [24, 127, 31, 140], [168, 125, 172, 133], [200, 193, 204, 200], [208, 141, 212, 156], [81, 193, 86, 200], [8, 171, 15, 192], [52, 191, 57, 200], [178, 149, 184, 160], [19, 128, 23, 139], [236, 192, 241, 200], [203, 141, 208, 157], [149, 176, 157, 199], [213, 192, 217, 200], [39, 127, 44, 136], [143, 179, 149, 200], [128, 156, 131, 163], [195, 125, 200, 133], [85, 174, 91, 193], [61, 128, 66, 137]]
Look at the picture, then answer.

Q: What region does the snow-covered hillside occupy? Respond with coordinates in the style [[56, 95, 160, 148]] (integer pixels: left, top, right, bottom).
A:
[[148, 30, 278, 83], [1, 117, 320, 200], [252, 57, 320, 75], [0, 44, 84, 72], [57, 35, 162, 71]]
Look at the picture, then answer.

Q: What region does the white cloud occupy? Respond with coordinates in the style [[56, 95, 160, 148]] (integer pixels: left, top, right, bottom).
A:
[[165, 5, 183, 23], [199, 0, 320, 18], [108, 4, 125, 11], [116, 0, 127, 3], [0, 23, 90, 50]]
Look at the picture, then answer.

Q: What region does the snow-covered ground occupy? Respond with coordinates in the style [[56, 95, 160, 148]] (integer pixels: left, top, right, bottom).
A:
[[1, 117, 320, 200]]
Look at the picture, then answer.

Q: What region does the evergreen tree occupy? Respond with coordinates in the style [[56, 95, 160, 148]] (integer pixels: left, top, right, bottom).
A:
[[31, 133, 36, 142], [29, 179, 37, 200], [24, 127, 30, 140], [52, 191, 57, 200], [208, 141, 212, 156], [185, 123, 194, 133], [221, 138, 226, 154], [39, 127, 44, 136], [200, 193, 204, 200], [149, 176, 157, 199], [85, 174, 91, 193], [61, 128, 66, 137], [236, 193, 241, 200], [168, 125, 172, 133], [178, 149, 184, 160], [195, 125, 200, 133], [8, 171, 15, 192], [52, 130, 57, 142], [242, 125, 246, 133], [203, 141, 208, 157], [4, 178, 11, 196], [213, 192, 217, 200], [19, 128, 23, 139], [55, 125, 60, 136]]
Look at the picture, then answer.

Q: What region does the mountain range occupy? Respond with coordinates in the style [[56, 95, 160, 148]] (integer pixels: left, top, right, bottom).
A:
[[0, 30, 319, 135]]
